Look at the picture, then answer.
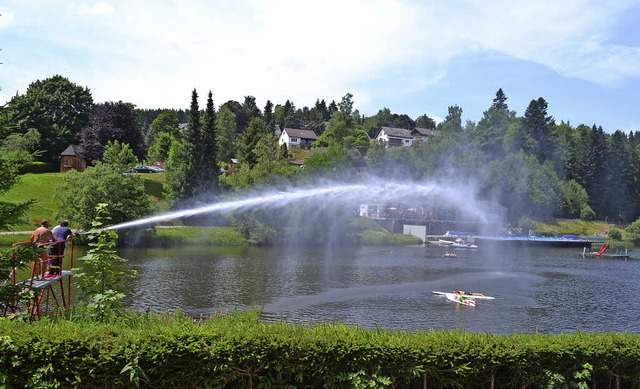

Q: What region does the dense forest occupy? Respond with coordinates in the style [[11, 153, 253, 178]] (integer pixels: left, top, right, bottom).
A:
[[2, 75, 640, 229]]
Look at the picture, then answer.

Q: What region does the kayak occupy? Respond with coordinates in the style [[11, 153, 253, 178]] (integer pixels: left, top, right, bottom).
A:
[[444, 292, 476, 306], [450, 242, 478, 249], [432, 291, 495, 300]]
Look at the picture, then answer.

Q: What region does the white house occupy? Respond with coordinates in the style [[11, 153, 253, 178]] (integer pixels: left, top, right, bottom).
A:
[[375, 127, 414, 147], [279, 128, 318, 150]]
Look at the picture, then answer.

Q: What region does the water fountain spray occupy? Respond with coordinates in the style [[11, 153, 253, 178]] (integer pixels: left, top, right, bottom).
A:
[[107, 179, 486, 231]]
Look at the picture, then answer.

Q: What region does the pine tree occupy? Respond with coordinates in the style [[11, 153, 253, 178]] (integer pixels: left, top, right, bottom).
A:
[[243, 96, 261, 115], [200, 90, 219, 194], [263, 100, 274, 132], [492, 88, 508, 110], [586, 125, 608, 216], [470, 89, 515, 161], [315, 99, 330, 121], [216, 106, 237, 163], [522, 97, 555, 164], [166, 89, 201, 203], [237, 117, 268, 167], [606, 131, 635, 221]]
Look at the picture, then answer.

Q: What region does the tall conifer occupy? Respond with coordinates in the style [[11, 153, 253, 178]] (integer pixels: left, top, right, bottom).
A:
[[166, 89, 201, 203], [200, 90, 219, 194]]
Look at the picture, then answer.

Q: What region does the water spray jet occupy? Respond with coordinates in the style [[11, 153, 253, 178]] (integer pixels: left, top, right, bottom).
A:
[[106, 180, 490, 232]]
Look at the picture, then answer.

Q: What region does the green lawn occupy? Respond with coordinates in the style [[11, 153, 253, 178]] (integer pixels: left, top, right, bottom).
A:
[[0, 172, 168, 231], [1, 173, 63, 231]]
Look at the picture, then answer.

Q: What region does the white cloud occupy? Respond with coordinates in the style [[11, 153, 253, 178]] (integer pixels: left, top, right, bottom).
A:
[[449, 1, 640, 85], [1, 0, 639, 119], [0, 8, 15, 28], [68, 1, 115, 17]]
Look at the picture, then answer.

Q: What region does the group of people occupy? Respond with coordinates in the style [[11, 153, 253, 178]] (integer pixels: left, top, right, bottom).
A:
[[28, 220, 74, 280]]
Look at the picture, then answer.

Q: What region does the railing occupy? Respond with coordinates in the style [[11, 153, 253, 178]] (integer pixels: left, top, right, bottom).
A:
[[6, 238, 75, 320]]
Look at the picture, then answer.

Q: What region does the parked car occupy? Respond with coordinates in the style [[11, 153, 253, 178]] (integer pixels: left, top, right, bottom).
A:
[[133, 165, 157, 173]]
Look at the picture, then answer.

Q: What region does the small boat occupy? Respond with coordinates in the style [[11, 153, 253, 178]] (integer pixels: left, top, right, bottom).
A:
[[444, 292, 475, 306], [450, 242, 478, 249], [450, 238, 478, 249], [443, 252, 457, 258], [432, 291, 495, 300]]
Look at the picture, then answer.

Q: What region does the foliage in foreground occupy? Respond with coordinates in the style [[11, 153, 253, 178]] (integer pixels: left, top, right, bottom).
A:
[[73, 204, 137, 321], [0, 309, 638, 388], [0, 244, 37, 318]]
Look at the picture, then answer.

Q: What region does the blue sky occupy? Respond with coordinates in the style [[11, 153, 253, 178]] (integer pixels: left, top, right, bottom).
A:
[[2, 0, 639, 133]]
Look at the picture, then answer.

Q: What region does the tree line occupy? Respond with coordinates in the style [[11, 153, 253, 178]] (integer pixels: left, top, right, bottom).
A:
[[1, 75, 640, 234]]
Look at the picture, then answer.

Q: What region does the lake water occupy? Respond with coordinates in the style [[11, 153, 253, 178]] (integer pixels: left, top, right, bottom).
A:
[[118, 243, 640, 334]]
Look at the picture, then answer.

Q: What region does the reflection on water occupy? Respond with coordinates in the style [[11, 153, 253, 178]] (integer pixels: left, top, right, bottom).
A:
[[118, 244, 640, 334]]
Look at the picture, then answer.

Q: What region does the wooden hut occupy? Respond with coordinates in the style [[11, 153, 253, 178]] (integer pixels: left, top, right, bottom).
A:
[[59, 145, 86, 172]]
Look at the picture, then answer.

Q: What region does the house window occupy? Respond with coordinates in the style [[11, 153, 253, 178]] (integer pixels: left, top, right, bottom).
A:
[[290, 137, 299, 143]]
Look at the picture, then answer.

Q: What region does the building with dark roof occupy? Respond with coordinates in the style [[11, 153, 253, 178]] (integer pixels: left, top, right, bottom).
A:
[[59, 145, 86, 172], [375, 127, 414, 147], [278, 128, 318, 150]]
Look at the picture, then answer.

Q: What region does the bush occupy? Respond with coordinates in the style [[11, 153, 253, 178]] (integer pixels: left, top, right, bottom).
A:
[[18, 161, 55, 174], [517, 215, 536, 233], [624, 218, 640, 245], [608, 227, 622, 241], [232, 214, 277, 246], [1, 311, 640, 388], [579, 206, 596, 221]]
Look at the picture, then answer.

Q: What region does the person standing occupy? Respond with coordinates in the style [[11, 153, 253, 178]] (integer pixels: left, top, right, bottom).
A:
[[48, 220, 74, 276], [29, 220, 55, 280]]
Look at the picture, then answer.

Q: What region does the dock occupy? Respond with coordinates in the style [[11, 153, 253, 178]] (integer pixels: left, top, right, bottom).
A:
[[473, 235, 599, 248], [582, 246, 632, 260]]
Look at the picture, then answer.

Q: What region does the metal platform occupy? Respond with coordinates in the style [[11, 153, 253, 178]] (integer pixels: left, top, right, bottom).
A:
[[24, 270, 72, 289]]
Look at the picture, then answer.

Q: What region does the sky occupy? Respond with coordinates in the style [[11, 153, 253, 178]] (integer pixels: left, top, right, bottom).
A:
[[1, 0, 640, 133]]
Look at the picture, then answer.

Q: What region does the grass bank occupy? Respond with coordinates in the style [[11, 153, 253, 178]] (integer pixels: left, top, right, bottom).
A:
[[535, 219, 614, 236], [150, 226, 247, 246]]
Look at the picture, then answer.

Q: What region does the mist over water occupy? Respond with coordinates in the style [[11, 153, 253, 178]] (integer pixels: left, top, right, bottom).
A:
[[108, 178, 486, 231]]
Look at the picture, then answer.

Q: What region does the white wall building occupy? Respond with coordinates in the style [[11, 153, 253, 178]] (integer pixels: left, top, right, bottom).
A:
[[278, 128, 318, 150]]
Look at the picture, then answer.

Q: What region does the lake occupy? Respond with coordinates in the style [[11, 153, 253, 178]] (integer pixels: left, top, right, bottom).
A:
[[118, 243, 640, 334]]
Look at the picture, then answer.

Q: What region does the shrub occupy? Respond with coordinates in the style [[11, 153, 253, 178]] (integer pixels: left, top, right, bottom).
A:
[[517, 215, 536, 233], [74, 204, 137, 321], [18, 161, 55, 174], [1, 311, 640, 388], [608, 227, 622, 241], [579, 206, 596, 221], [624, 218, 640, 245]]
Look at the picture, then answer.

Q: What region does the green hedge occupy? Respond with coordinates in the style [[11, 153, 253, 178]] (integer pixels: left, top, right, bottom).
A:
[[1, 310, 640, 388], [18, 161, 56, 174]]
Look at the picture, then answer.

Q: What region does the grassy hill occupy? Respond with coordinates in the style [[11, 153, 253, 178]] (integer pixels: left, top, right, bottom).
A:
[[1, 173, 63, 231], [0, 172, 168, 231]]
